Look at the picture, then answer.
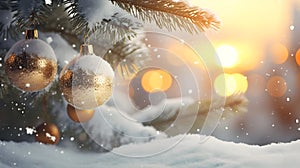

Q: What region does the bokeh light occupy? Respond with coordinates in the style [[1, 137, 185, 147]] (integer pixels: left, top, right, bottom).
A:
[[141, 69, 173, 93], [214, 73, 248, 97], [231, 73, 248, 93], [216, 45, 238, 68], [295, 48, 300, 66], [270, 43, 289, 64], [214, 74, 236, 97], [266, 76, 287, 97]]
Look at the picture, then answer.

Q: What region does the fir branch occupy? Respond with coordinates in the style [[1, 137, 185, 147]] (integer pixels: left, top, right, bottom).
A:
[[91, 13, 143, 43], [0, 1, 10, 10], [0, 2, 19, 39], [64, 0, 142, 42], [111, 0, 220, 33], [64, 0, 87, 34], [102, 37, 149, 79], [0, 21, 19, 39], [9, 0, 49, 30]]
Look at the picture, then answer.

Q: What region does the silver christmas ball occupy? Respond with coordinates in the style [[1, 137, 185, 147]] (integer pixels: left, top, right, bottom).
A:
[[4, 34, 57, 92], [59, 45, 114, 109]]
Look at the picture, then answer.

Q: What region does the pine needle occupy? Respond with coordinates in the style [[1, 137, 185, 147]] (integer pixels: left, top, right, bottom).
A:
[[10, 0, 49, 30], [91, 13, 143, 43], [102, 37, 149, 79], [111, 0, 220, 33]]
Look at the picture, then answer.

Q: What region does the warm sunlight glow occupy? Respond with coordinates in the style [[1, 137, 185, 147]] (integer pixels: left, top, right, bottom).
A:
[[214, 74, 236, 97], [214, 73, 248, 97], [166, 42, 205, 69], [266, 76, 287, 97], [270, 43, 289, 64], [141, 69, 173, 93], [216, 45, 238, 68], [190, 0, 291, 71], [232, 73, 248, 93]]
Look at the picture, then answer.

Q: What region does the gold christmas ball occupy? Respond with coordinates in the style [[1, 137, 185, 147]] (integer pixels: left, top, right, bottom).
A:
[[67, 104, 95, 122], [60, 54, 114, 109], [4, 39, 57, 92], [35, 122, 60, 145]]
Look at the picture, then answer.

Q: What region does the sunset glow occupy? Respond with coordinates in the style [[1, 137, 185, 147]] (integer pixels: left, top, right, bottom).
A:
[[216, 45, 238, 68]]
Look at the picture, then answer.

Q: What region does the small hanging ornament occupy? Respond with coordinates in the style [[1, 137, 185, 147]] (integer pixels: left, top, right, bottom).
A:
[[35, 122, 60, 145], [59, 44, 114, 110], [67, 104, 95, 123], [4, 29, 57, 92]]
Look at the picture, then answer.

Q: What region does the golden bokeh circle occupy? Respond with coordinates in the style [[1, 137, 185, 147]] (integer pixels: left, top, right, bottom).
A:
[[141, 69, 173, 93]]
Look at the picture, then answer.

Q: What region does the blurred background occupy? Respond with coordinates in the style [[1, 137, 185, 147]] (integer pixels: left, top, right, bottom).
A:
[[188, 0, 300, 145], [123, 0, 300, 145]]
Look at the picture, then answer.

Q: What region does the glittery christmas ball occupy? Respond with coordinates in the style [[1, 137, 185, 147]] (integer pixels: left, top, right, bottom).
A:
[[35, 122, 60, 145], [59, 45, 114, 109], [67, 104, 95, 123], [4, 31, 57, 92]]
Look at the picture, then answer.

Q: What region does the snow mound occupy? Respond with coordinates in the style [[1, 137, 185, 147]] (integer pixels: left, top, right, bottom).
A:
[[0, 134, 299, 168]]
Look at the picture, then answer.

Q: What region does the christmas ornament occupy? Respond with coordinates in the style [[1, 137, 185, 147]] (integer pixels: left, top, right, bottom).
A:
[[67, 104, 95, 123], [35, 122, 60, 145], [4, 29, 57, 92], [60, 44, 114, 110]]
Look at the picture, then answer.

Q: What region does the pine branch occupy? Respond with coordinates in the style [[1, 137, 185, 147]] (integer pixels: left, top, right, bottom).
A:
[[111, 0, 220, 33], [0, 0, 67, 39], [91, 13, 143, 43], [64, 0, 142, 42], [10, 0, 49, 30], [102, 37, 149, 79], [0, 0, 10, 10], [64, 0, 87, 34], [0, 2, 19, 38]]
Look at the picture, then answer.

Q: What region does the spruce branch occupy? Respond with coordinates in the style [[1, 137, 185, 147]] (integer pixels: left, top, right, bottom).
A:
[[102, 37, 149, 79], [0, 1, 19, 38], [10, 0, 49, 30], [65, 0, 142, 42], [0, 1, 10, 10], [111, 0, 220, 33], [91, 13, 143, 43]]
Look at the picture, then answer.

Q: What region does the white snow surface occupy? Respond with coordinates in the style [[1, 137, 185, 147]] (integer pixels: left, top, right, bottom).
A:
[[1, 134, 299, 168]]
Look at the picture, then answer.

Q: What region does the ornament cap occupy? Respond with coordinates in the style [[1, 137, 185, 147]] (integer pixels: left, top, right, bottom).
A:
[[80, 44, 94, 56], [25, 29, 38, 39]]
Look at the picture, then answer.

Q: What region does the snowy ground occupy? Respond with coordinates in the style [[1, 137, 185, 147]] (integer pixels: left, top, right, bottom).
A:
[[1, 134, 299, 168]]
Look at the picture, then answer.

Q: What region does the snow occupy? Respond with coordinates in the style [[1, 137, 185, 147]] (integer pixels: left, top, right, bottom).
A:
[[132, 97, 194, 122], [77, 0, 123, 28], [72, 55, 115, 77], [1, 134, 299, 168]]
